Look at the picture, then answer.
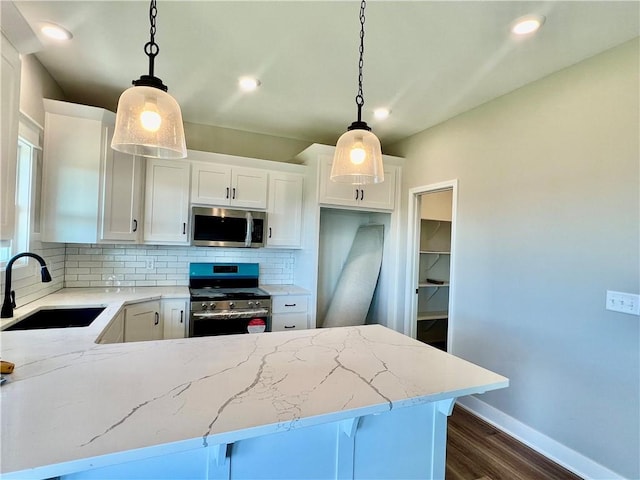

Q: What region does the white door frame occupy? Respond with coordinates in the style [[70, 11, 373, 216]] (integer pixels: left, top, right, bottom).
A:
[[404, 180, 458, 345]]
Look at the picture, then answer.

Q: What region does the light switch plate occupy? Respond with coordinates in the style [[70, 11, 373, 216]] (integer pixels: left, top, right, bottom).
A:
[[606, 290, 640, 316]]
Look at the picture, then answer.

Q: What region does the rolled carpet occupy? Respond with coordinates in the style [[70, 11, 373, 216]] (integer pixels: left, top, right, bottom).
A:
[[321, 224, 384, 328]]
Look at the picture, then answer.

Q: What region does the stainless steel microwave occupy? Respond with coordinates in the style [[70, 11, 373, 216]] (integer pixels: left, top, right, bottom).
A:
[[191, 207, 266, 248]]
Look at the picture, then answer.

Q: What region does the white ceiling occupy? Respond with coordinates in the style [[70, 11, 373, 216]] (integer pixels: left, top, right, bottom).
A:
[[9, 1, 640, 147]]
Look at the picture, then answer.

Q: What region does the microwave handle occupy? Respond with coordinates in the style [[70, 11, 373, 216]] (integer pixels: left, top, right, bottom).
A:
[[245, 211, 253, 247]]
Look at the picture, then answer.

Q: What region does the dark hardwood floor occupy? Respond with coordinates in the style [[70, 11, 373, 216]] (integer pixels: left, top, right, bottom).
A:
[[446, 406, 583, 480]]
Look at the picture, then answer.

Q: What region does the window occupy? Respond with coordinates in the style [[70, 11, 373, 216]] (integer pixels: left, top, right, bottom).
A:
[[0, 118, 43, 273]]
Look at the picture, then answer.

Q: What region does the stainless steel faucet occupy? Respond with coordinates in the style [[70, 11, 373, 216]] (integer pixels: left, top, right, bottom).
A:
[[1, 252, 52, 318]]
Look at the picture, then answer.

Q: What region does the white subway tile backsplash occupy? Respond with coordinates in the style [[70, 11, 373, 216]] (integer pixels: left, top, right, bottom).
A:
[[0, 241, 66, 308], [124, 274, 146, 281], [62, 244, 296, 287]]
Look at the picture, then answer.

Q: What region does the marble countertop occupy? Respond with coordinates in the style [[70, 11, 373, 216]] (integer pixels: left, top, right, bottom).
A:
[[0, 288, 508, 479]]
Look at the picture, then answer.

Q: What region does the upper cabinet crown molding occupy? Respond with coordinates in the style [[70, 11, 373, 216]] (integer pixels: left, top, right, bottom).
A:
[[186, 149, 307, 173]]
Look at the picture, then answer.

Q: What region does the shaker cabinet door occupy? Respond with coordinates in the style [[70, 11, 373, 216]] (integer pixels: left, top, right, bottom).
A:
[[191, 162, 232, 206], [266, 173, 303, 248], [162, 299, 188, 339], [124, 301, 162, 342], [101, 147, 143, 242], [144, 159, 190, 244]]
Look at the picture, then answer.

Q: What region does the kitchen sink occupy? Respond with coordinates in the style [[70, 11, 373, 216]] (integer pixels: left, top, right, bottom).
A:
[[3, 307, 106, 331]]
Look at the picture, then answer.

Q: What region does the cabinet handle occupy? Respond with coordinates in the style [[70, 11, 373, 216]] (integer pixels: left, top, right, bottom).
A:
[[360, 189, 364, 201], [232, 187, 236, 199], [182, 223, 186, 235], [284, 325, 296, 329], [355, 189, 359, 201], [180, 310, 184, 323], [226, 187, 230, 199], [269, 227, 272, 238], [154, 312, 159, 325], [132, 219, 138, 232], [284, 303, 297, 307]]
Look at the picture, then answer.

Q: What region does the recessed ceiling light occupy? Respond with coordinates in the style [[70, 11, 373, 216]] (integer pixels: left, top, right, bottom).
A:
[[373, 108, 391, 120], [40, 22, 73, 41], [510, 15, 545, 36], [239, 77, 260, 92]]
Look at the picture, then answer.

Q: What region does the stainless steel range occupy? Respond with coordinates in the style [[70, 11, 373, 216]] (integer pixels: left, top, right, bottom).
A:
[[189, 263, 271, 337]]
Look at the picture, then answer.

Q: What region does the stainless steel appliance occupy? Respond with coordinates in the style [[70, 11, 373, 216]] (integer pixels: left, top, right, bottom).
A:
[[191, 207, 265, 248], [189, 263, 271, 337]]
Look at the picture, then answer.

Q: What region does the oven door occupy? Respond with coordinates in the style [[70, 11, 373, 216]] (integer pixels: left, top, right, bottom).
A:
[[189, 309, 270, 337]]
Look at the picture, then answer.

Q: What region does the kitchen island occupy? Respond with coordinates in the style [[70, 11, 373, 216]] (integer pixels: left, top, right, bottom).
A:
[[1, 288, 508, 480]]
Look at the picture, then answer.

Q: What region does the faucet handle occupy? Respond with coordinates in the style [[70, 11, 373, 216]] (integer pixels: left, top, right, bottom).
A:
[[10, 290, 15, 309]]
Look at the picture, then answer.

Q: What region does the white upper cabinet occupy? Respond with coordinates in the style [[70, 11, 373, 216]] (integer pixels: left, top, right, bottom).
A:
[[318, 158, 397, 211], [266, 173, 304, 248], [0, 34, 21, 241], [191, 162, 267, 209], [41, 99, 142, 244], [144, 158, 190, 244], [100, 136, 143, 242]]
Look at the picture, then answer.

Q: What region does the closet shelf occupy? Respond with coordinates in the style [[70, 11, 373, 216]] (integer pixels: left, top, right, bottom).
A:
[[419, 250, 450, 255], [417, 311, 448, 321], [419, 282, 450, 288]]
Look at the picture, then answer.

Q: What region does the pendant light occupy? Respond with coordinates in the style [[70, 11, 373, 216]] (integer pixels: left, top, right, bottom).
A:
[[330, 0, 383, 185], [111, 0, 186, 159]]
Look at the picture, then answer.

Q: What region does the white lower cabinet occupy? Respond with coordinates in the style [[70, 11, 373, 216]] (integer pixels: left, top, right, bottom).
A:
[[162, 299, 188, 339], [271, 295, 309, 332], [124, 301, 162, 342], [98, 311, 124, 344]]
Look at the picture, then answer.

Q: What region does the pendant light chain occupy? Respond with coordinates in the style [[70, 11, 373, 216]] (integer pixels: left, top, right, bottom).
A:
[[330, 0, 383, 185], [144, 0, 159, 78], [112, 0, 187, 159], [356, 0, 366, 122]]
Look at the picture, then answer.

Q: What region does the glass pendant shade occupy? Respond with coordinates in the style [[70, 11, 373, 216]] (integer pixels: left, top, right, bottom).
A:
[[331, 128, 384, 185], [111, 85, 187, 159]]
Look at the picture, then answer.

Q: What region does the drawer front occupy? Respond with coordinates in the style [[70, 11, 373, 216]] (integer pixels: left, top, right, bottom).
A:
[[272, 295, 308, 314], [272, 313, 308, 332]]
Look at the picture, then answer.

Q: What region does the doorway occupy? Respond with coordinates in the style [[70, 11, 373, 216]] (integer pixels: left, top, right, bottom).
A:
[[405, 180, 457, 351]]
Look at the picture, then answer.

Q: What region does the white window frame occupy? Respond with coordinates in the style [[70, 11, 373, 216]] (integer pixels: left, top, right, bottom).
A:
[[0, 115, 43, 280]]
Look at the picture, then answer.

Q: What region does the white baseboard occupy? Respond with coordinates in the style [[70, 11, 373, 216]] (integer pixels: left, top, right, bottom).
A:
[[456, 396, 624, 480]]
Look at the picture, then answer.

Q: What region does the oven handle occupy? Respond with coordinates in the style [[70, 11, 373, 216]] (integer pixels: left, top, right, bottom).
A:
[[192, 309, 269, 319], [245, 211, 253, 247]]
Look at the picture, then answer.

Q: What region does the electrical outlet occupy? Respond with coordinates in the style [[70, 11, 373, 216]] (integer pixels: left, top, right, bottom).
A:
[[606, 290, 640, 316], [145, 259, 155, 270]]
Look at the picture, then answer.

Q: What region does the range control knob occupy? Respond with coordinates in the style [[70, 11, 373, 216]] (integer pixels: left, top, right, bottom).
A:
[[209, 302, 216, 310], [201, 303, 209, 311], [247, 301, 255, 307], [228, 301, 235, 309], [255, 300, 261, 307]]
